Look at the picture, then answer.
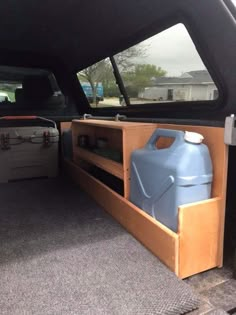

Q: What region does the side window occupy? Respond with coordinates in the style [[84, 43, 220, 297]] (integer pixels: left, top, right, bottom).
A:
[[0, 66, 63, 106], [115, 23, 219, 104], [0, 82, 22, 102], [78, 58, 124, 108]]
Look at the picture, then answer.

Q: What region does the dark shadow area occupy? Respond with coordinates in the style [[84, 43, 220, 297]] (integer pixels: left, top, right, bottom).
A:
[[224, 146, 236, 264]]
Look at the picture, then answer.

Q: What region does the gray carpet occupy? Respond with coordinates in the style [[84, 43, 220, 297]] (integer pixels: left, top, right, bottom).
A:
[[0, 178, 200, 315]]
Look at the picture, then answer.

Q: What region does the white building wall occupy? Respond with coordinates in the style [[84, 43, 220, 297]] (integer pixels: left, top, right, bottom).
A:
[[140, 87, 168, 100], [171, 85, 192, 101], [140, 83, 218, 101], [206, 83, 218, 100], [191, 85, 208, 101]]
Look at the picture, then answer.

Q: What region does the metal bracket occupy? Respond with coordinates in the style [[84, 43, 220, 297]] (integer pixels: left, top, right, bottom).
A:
[[115, 114, 127, 121], [83, 114, 93, 120], [43, 131, 50, 147]]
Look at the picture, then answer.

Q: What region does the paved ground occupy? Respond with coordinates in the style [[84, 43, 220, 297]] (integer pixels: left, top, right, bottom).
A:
[[90, 97, 172, 108]]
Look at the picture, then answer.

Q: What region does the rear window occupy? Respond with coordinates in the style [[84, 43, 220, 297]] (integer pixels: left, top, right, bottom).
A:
[[0, 82, 21, 102], [78, 23, 219, 108], [78, 58, 124, 108], [0, 66, 63, 107], [115, 23, 218, 105]]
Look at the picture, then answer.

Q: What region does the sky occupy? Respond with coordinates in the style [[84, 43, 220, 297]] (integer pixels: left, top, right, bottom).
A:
[[135, 23, 206, 77]]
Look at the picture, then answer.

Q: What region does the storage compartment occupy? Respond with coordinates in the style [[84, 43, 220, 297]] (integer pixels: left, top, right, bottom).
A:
[[72, 120, 157, 198], [78, 159, 124, 196], [68, 120, 228, 278]]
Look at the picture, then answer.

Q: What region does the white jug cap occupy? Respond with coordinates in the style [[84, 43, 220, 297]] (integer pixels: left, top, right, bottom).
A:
[[184, 131, 204, 144]]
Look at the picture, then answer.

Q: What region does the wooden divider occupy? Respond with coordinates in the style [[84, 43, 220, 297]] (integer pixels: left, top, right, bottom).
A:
[[158, 124, 228, 272], [178, 198, 221, 278]]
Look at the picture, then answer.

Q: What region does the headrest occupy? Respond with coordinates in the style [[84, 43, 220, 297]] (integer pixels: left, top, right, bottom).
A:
[[22, 75, 54, 100], [15, 88, 24, 103]]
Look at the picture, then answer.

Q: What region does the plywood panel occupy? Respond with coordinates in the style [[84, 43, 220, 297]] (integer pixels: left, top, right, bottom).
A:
[[158, 124, 228, 269], [73, 147, 124, 179], [64, 159, 179, 274], [73, 119, 157, 130], [60, 122, 72, 131], [69, 120, 228, 278], [178, 198, 221, 279]]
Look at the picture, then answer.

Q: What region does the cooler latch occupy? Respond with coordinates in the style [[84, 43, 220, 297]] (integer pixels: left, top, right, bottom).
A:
[[43, 131, 50, 147]]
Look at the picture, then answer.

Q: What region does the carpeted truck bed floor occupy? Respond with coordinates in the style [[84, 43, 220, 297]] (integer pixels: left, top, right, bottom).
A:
[[0, 178, 199, 315]]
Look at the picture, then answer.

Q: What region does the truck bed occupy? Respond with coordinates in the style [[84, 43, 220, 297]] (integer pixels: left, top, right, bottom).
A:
[[0, 177, 201, 315], [0, 177, 234, 314]]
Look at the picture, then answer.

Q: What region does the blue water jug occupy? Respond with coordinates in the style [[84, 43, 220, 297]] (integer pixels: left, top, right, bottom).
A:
[[130, 128, 213, 232]]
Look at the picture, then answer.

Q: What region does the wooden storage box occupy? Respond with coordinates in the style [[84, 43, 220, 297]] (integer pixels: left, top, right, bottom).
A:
[[64, 120, 228, 279], [71, 120, 157, 199]]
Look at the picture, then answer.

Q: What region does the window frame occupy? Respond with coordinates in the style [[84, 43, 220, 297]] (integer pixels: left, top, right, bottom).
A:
[[78, 19, 225, 113], [223, 0, 236, 19]]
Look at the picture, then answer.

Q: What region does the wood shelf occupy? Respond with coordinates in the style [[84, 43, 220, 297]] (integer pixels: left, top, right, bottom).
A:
[[64, 159, 179, 274], [65, 120, 228, 278], [74, 147, 123, 180], [72, 119, 157, 198], [72, 119, 155, 130], [64, 159, 224, 278]]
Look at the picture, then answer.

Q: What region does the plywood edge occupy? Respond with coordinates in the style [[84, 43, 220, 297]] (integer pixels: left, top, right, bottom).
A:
[[73, 147, 124, 179], [64, 159, 179, 274], [217, 145, 228, 267], [72, 119, 157, 130], [60, 122, 72, 131], [178, 197, 222, 279]]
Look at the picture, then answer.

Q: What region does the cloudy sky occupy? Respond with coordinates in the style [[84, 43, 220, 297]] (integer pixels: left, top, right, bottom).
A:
[[137, 0, 236, 77], [136, 23, 206, 77], [118, 2, 236, 78]]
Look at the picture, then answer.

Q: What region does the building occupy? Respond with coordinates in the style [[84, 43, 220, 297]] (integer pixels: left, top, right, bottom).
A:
[[139, 70, 218, 102]]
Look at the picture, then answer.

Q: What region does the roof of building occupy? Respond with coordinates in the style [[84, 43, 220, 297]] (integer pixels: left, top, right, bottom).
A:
[[153, 70, 214, 85]]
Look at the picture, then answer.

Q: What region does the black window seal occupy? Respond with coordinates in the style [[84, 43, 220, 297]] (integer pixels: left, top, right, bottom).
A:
[[110, 56, 130, 106], [108, 16, 224, 111], [223, 0, 236, 19]]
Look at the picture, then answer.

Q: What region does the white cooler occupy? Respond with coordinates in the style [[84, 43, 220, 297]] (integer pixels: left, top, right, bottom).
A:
[[0, 116, 59, 183]]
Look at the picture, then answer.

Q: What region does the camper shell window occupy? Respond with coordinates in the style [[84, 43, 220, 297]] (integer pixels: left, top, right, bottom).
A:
[[78, 23, 220, 108]]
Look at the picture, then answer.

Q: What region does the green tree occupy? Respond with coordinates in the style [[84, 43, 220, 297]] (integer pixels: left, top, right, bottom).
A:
[[122, 64, 166, 97], [78, 45, 147, 105], [79, 59, 111, 105]]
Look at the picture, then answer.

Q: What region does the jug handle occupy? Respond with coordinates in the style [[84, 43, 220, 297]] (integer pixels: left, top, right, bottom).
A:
[[145, 128, 184, 151]]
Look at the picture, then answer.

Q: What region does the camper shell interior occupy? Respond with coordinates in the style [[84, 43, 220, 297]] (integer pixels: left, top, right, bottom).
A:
[[0, 0, 236, 314]]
